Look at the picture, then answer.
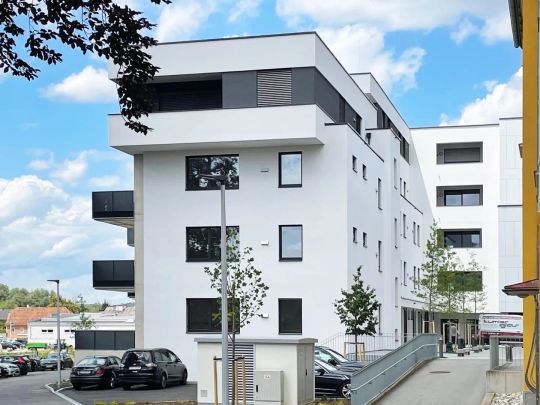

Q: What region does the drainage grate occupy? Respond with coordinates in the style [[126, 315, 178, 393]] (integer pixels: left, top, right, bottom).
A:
[[429, 371, 451, 374]]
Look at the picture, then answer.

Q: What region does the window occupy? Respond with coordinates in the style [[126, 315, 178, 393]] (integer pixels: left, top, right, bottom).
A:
[[403, 181, 407, 197], [393, 158, 397, 189], [279, 225, 303, 261], [437, 142, 482, 164], [417, 224, 420, 246], [394, 218, 398, 248], [186, 299, 220, 333], [363, 232, 367, 247], [186, 226, 239, 262], [412, 222, 416, 245], [438, 186, 482, 206], [413, 266, 417, 289], [400, 178, 402, 194], [403, 262, 407, 285], [353, 227, 358, 243], [377, 178, 382, 209], [394, 277, 399, 308], [279, 299, 302, 334], [378, 305, 382, 334], [352, 156, 358, 172], [149, 80, 222, 112], [186, 155, 239, 190], [402, 214, 407, 238], [355, 114, 362, 134], [443, 229, 482, 248], [362, 164, 367, 180], [279, 152, 302, 187], [378, 241, 382, 272]]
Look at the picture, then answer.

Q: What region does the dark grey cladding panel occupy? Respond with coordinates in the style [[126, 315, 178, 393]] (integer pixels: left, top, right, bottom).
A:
[[291, 67, 316, 105], [222, 71, 257, 108], [314, 70, 340, 122]]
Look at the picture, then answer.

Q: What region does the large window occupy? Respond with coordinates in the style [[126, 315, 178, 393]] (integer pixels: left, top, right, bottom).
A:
[[437, 142, 482, 164], [444, 190, 481, 206], [443, 229, 482, 248], [186, 299, 220, 333], [279, 152, 302, 187], [186, 226, 239, 262], [279, 225, 303, 261], [279, 299, 302, 334], [186, 155, 239, 190]]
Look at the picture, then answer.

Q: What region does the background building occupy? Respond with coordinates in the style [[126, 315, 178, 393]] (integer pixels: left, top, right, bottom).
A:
[[5, 307, 71, 340]]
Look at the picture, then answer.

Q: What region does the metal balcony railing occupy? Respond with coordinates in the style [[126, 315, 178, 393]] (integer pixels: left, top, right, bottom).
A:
[[93, 260, 134, 292], [92, 191, 134, 227]]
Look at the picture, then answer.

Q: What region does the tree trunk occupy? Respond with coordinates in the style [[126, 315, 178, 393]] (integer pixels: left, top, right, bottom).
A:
[[354, 334, 358, 361], [231, 303, 236, 405]]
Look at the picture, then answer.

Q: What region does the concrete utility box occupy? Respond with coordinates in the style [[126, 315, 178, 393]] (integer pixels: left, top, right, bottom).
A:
[[254, 370, 284, 405], [196, 337, 316, 405]]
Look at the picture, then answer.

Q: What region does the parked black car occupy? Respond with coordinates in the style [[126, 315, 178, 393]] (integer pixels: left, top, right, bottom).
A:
[[119, 348, 188, 390], [0, 355, 30, 375], [70, 356, 122, 390], [315, 359, 352, 399], [315, 346, 364, 372], [0, 341, 17, 350], [21, 354, 41, 372], [41, 353, 74, 370]]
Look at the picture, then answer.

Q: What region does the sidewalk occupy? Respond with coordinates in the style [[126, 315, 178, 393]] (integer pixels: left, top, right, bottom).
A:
[[376, 356, 489, 405]]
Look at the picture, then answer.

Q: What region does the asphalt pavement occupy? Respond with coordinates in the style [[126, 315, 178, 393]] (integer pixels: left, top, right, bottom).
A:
[[0, 369, 66, 404]]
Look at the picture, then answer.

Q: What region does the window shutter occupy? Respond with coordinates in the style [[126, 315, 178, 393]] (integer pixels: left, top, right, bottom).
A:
[[257, 69, 292, 107]]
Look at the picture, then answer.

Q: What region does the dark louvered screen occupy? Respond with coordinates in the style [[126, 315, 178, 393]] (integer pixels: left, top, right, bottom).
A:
[[228, 343, 254, 404], [257, 69, 292, 107], [152, 80, 222, 112]]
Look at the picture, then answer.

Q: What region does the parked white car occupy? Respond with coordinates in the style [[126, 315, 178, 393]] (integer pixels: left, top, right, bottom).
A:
[[0, 362, 21, 377]]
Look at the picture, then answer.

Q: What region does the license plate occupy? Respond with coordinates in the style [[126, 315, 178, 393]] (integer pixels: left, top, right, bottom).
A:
[[129, 366, 141, 370], [79, 370, 91, 375]]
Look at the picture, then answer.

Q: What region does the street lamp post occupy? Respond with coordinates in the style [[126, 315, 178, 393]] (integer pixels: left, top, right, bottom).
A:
[[47, 279, 61, 389], [200, 174, 228, 405]]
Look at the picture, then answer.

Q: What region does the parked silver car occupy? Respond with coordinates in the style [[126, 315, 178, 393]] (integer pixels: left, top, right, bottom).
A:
[[0, 362, 21, 377]]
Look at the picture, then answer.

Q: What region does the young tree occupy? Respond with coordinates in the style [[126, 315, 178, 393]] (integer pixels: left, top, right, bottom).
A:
[[464, 253, 487, 314], [0, 0, 172, 134], [204, 229, 269, 404], [71, 295, 95, 330], [334, 267, 380, 361], [415, 222, 447, 323]]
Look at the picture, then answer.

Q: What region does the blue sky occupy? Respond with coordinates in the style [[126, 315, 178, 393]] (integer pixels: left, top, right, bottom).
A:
[[0, 0, 523, 304]]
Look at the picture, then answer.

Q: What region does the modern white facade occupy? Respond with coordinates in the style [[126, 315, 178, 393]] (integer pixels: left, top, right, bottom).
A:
[[411, 117, 523, 314], [96, 33, 436, 379], [28, 306, 134, 347]]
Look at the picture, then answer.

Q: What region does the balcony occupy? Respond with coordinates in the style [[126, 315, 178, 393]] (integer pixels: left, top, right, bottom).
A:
[[92, 191, 134, 227], [108, 104, 327, 154], [93, 260, 134, 293]]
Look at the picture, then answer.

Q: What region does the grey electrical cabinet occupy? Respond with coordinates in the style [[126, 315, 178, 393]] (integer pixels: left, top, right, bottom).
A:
[[254, 370, 284, 405]]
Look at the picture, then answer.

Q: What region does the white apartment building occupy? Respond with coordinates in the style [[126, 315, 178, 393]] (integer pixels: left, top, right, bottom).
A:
[[92, 32, 435, 379], [411, 117, 523, 314]]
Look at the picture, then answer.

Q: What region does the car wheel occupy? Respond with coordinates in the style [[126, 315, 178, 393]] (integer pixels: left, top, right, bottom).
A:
[[107, 374, 116, 389], [122, 384, 131, 390], [21, 371, 28, 376], [72, 384, 82, 391], [340, 382, 351, 399], [159, 373, 167, 389], [180, 370, 188, 385]]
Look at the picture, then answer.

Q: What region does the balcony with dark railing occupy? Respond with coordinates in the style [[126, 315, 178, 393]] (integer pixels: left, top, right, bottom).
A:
[[92, 191, 134, 227], [93, 260, 134, 292]]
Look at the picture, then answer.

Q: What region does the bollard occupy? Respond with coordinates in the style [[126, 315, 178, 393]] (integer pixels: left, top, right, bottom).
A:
[[505, 345, 513, 362], [489, 336, 499, 369], [439, 338, 444, 358]]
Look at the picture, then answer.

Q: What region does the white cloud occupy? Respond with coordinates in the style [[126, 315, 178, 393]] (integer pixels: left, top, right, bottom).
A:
[[451, 18, 479, 44], [89, 175, 121, 188], [50, 151, 90, 185], [440, 68, 522, 126], [43, 66, 116, 103], [28, 156, 53, 171], [317, 25, 426, 93], [228, 0, 261, 22], [41, 235, 87, 258], [155, 0, 219, 42], [276, 0, 508, 36]]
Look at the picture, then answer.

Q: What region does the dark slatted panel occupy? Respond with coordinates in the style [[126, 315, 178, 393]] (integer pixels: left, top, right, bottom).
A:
[[227, 343, 254, 404], [257, 70, 292, 107]]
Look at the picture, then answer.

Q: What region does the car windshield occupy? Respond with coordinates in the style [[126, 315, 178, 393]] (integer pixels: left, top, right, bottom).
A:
[[326, 348, 349, 363], [47, 354, 58, 359], [77, 358, 106, 366], [123, 351, 152, 366]]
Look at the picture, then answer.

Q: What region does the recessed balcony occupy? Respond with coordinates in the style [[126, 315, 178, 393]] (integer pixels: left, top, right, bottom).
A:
[[93, 260, 134, 293], [92, 191, 134, 228]]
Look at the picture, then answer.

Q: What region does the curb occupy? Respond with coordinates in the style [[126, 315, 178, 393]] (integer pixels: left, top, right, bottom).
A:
[[44, 383, 82, 405], [480, 392, 495, 405]]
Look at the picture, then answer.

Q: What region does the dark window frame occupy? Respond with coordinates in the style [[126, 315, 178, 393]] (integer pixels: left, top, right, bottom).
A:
[[186, 226, 239, 262], [279, 225, 303, 261], [185, 154, 240, 191], [278, 152, 302, 188], [186, 298, 221, 334], [443, 189, 482, 206], [442, 229, 482, 248], [278, 298, 302, 335]]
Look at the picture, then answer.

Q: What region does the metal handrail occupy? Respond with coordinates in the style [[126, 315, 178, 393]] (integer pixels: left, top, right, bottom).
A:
[[351, 343, 438, 392]]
